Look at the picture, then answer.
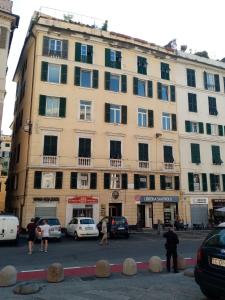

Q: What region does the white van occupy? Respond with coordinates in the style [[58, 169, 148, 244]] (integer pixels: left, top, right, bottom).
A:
[[0, 215, 19, 244]]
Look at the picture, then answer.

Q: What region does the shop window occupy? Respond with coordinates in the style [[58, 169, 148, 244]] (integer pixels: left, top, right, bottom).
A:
[[165, 176, 173, 190], [110, 174, 121, 189], [77, 173, 90, 189]]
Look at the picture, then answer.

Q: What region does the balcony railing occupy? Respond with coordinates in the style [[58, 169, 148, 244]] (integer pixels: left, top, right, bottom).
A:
[[164, 163, 174, 170], [78, 157, 91, 167], [109, 159, 122, 168], [42, 155, 57, 165], [138, 161, 150, 169]]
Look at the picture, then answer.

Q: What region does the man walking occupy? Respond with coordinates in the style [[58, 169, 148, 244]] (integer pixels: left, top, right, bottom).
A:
[[100, 219, 108, 246], [163, 227, 179, 273], [39, 219, 50, 253]]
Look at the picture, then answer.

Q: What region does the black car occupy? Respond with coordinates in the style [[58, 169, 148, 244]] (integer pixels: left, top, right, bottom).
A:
[[97, 216, 129, 238], [195, 222, 225, 299]]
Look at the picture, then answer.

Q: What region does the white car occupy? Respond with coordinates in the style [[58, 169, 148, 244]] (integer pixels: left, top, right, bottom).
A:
[[0, 215, 19, 245], [66, 217, 99, 240]]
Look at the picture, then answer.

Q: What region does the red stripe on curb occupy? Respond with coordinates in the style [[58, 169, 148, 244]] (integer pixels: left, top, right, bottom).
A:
[[17, 258, 196, 281]]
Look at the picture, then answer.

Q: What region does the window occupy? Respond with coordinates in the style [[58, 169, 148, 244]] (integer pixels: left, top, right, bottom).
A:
[[39, 95, 66, 118], [158, 83, 175, 101], [43, 136, 58, 156], [138, 80, 146, 96], [138, 143, 149, 161], [133, 78, 153, 97], [161, 62, 170, 80], [188, 93, 197, 112], [110, 140, 121, 159], [75, 42, 93, 64], [81, 69, 91, 87], [211, 124, 218, 136], [81, 44, 87, 59], [164, 146, 174, 163], [193, 174, 200, 191], [161, 85, 169, 100], [137, 56, 147, 75], [204, 72, 220, 92], [110, 174, 121, 189], [42, 172, 55, 189], [191, 143, 201, 164], [46, 97, 60, 117], [186, 68, 196, 87], [110, 50, 116, 62], [162, 113, 171, 130], [34, 171, 63, 189], [185, 121, 204, 134], [70, 172, 97, 189], [42, 62, 67, 83], [78, 138, 91, 158], [210, 174, 221, 192], [105, 48, 121, 69], [110, 74, 120, 92], [215, 175, 221, 191], [43, 37, 68, 59], [49, 39, 62, 56], [78, 173, 89, 189], [105, 103, 127, 124], [139, 176, 147, 189], [165, 176, 173, 190], [48, 64, 61, 83], [110, 104, 121, 123], [80, 100, 91, 121], [212, 145, 222, 165], [208, 97, 217, 115], [105, 72, 127, 93], [138, 108, 147, 127]]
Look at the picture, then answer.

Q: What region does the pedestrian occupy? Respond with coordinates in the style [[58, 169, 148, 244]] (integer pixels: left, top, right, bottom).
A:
[[99, 219, 108, 246], [157, 219, 162, 235], [163, 227, 179, 273], [26, 218, 36, 254], [38, 219, 50, 253]]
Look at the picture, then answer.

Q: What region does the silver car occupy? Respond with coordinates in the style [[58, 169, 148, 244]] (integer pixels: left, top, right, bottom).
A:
[[35, 217, 62, 240]]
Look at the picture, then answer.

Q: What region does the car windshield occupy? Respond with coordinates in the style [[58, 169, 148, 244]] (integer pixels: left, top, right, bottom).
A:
[[39, 219, 60, 226], [204, 228, 225, 247], [111, 217, 127, 225], [80, 219, 94, 224]]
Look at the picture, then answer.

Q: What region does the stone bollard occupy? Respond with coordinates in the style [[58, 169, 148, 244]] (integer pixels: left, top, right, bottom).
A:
[[148, 256, 163, 273], [122, 258, 137, 276], [13, 282, 41, 295], [47, 263, 64, 283], [0, 265, 17, 287], [95, 260, 111, 278], [177, 255, 187, 270]]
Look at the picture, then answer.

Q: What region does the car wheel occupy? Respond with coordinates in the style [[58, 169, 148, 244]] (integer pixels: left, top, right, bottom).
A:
[[74, 231, 79, 241], [200, 286, 219, 300]]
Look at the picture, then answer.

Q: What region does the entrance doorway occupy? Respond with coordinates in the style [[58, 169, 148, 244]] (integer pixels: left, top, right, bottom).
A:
[[137, 204, 145, 228], [109, 203, 122, 217]]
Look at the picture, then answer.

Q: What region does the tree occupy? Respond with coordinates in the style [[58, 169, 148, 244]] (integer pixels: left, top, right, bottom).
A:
[[63, 14, 73, 22]]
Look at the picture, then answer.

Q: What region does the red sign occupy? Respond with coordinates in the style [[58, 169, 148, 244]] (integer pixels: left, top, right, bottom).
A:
[[68, 196, 98, 204]]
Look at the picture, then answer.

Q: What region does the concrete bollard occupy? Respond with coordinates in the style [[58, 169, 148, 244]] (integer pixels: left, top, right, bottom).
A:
[[148, 256, 163, 273], [177, 255, 187, 270], [95, 260, 111, 278], [47, 263, 64, 283], [0, 265, 17, 287], [122, 258, 137, 276]]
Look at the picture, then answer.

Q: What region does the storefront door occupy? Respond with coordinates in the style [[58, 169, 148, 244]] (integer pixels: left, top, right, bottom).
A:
[[137, 204, 145, 228], [109, 203, 122, 217]]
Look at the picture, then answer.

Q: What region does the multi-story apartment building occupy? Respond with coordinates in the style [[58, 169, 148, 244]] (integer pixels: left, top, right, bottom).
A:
[[0, 134, 11, 211], [0, 0, 19, 131], [7, 11, 181, 228], [176, 54, 225, 226]]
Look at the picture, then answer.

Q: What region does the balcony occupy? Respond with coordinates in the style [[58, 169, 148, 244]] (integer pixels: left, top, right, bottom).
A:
[[109, 159, 122, 168], [42, 155, 58, 165], [138, 161, 150, 169], [78, 157, 91, 167], [164, 163, 174, 170]]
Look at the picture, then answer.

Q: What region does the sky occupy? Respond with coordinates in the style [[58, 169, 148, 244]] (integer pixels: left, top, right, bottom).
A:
[[2, 0, 225, 134]]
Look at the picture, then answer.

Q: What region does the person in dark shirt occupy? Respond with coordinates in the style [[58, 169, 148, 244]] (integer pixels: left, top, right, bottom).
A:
[[163, 227, 179, 273], [27, 218, 36, 254]]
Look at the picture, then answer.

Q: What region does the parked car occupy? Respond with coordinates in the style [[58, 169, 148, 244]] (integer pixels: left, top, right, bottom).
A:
[[97, 216, 129, 238], [66, 217, 99, 240], [0, 214, 19, 245], [35, 217, 62, 240], [195, 222, 225, 299]]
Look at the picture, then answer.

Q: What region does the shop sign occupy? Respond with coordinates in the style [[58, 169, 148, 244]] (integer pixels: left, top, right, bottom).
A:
[[190, 198, 208, 205], [136, 196, 179, 203], [68, 196, 98, 204], [212, 199, 225, 207]]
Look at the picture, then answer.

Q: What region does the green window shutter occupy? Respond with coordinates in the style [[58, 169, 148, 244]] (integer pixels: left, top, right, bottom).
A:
[[206, 123, 211, 135], [160, 175, 166, 190], [199, 122, 204, 134], [75, 42, 81, 62], [210, 174, 216, 192], [218, 125, 223, 136], [92, 70, 99, 88], [212, 145, 222, 164], [34, 171, 42, 189], [148, 110, 154, 128], [105, 48, 111, 67], [62, 40, 68, 59], [90, 173, 97, 189], [188, 93, 197, 112], [122, 173, 128, 189], [185, 120, 191, 132], [41, 62, 48, 81], [42, 36, 49, 56], [157, 82, 162, 99], [87, 45, 93, 64], [191, 143, 201, 164], [61, 65, 67, 84], [133, 77, 138, 95], [39, 95, 46, 115], [70, 172, 77, 189], [149, 175, 155, 190], [59, 97, 66, 117], [203, 71, 208, 89], [104, 173, 110, 189], [134, 174, 140, 189], [55, 172, 63, 189], [214, 74, 220, 92], [170, 85, 176, 102], [121, 105, 127, 124], [188, 173, 194, 192], [43, 136, 57, 156], [121, 75, 127, 93], [222, 174, 225, 192], [105, 72, 110, 90], [105, 103, 110, 122], [116, 51, 121, 69], [147, 80, 153, 98], [171, 114, 177, 131], [174, 176, 180, 190], [74, 67, 80, 86], [202, 173, 208, 191], [187, 68, 196, 87]]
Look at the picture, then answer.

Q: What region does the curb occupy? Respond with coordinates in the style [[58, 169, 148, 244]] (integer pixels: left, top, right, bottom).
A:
[[17, 258, 196, 281]]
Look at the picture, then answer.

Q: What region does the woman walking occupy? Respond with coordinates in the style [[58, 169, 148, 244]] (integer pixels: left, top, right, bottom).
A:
[[27, 218, 36, 254]]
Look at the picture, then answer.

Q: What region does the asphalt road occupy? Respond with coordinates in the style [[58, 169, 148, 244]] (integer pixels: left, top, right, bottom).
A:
[[0, 231, 206, 272]]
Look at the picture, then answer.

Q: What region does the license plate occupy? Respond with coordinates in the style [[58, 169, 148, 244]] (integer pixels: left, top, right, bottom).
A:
[[211, 257, 225, 267], [85, 227, 92, 230], [118, 227, 125, 230]]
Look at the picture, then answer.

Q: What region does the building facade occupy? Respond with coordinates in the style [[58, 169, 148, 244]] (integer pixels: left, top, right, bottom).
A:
[[0, 0, 19, 131], [6, 11, 225, 229]]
